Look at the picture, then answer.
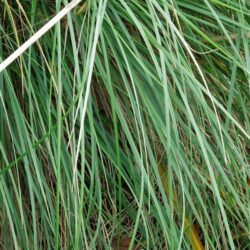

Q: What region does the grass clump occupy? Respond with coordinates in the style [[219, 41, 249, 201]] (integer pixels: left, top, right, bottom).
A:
[[0, 0, 249, 249]]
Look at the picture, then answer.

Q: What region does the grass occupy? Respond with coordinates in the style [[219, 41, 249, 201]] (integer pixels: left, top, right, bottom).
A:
[[0, 0, 250, 249]]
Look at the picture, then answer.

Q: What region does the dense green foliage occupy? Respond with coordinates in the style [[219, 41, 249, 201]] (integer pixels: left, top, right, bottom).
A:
[[0, 0, 249, 249]]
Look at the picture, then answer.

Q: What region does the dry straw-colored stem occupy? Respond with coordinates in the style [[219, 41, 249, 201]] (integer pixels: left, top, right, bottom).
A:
[[0, 0, 82, 73]]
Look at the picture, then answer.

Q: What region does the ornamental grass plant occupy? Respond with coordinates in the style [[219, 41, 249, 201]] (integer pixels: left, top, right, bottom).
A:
[[0, 0, 249, 249]]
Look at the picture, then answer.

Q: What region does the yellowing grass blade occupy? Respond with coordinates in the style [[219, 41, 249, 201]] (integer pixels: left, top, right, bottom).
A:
[[159, 164, 204, 250]]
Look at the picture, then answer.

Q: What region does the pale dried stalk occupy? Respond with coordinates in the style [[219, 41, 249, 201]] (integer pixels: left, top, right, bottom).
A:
[[0, 0, 82, 73]]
